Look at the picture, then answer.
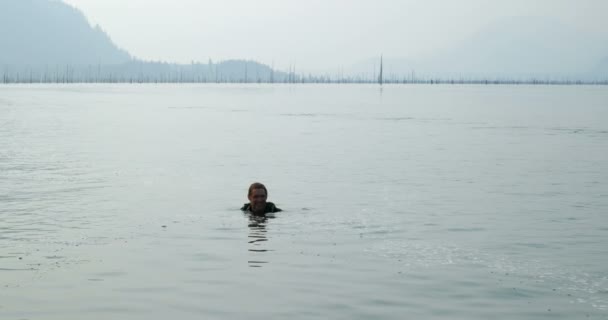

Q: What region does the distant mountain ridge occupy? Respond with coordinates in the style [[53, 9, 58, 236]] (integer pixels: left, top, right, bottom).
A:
[[0, 0, 289, 83], [1, 1, 606, 83], [0, 0, 131, 66], [424, 17, 608, 78], [351, 17, 608, 81]]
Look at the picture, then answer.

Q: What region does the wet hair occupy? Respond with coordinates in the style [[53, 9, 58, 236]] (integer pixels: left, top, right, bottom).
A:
[[248, 182, 268, 197]]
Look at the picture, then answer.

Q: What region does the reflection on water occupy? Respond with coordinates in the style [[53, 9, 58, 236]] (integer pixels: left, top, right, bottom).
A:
[[247, 213, 274, 267]]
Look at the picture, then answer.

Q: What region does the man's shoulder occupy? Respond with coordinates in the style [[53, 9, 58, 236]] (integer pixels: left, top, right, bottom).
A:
[[240, 202, 282, 213], [266, 202, 282, 212]]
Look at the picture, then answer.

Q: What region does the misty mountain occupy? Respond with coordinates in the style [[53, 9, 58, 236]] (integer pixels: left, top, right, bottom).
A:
[[0, 0, 131, 66], [0, 0, 288, 83], [93, 59, 286, 83], [352, 17, 608, 80], [596, 57, 608, 75], [3, 1, 605, 83], [425, 17, 608, 79]]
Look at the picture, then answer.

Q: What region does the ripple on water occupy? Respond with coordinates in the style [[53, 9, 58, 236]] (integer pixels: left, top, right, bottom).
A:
[[446, 227, 486, 232], [366, 239, 608, 313], [280, 113, 333, 118], [93, 271, 129, 278], [375, 116, 416, 121]]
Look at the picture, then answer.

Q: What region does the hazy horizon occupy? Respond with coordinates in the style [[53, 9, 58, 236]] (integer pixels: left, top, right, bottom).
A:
[[62, 0, 608, 73]]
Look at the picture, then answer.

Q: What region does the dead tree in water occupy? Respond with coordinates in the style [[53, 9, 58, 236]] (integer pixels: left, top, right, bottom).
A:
[[378, 55, 383, 86]]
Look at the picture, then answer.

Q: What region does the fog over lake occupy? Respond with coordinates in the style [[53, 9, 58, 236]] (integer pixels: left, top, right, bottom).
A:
[[1, 84, 607, 319]]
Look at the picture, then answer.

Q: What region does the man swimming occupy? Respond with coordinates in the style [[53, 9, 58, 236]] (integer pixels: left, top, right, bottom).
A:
[[241, 182, 282, 215]]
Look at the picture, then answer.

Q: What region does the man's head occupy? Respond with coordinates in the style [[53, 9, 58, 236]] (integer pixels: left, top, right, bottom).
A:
[[247, 182, 268, 214]]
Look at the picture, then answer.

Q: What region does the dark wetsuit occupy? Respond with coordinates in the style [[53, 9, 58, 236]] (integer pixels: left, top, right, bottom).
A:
[[240, 202, 282, 214]]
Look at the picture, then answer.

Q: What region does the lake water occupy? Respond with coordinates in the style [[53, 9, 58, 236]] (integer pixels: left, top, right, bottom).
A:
[[1, 84, 607, 319]]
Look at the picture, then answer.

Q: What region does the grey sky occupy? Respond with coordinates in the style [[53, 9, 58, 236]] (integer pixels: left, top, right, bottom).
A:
[[62, 0, 608, 72]]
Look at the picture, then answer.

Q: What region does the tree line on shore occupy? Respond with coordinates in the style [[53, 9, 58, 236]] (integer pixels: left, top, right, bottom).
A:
[[2, 61, 606, 85]]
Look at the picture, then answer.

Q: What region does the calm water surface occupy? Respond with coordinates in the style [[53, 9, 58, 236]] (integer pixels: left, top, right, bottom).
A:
[[1, 84, 607, 319]]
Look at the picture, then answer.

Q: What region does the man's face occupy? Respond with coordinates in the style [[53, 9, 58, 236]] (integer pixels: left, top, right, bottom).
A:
[[248, 188, 267, 214]]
